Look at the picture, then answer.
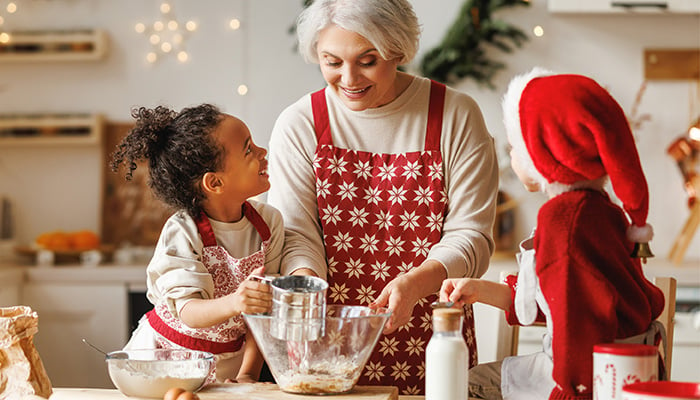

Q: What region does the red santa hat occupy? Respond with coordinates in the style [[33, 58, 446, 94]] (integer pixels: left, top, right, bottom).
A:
[[502, 67, 653, 244]]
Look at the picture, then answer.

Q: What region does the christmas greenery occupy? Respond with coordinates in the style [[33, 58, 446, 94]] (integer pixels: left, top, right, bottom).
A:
[[419, 0, 530, 88]]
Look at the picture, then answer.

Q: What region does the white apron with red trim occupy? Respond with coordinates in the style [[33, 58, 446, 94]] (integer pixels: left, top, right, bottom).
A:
[[311, 82, 477, 395], [126, 201, 270, 382]]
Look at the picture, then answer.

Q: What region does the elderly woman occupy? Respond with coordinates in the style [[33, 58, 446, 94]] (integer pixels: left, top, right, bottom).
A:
[[267, 0, 499, 394]]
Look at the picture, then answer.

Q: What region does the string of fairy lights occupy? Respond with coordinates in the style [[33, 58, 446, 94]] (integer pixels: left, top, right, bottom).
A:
[[0, 1, 249, 97], [133, 1, 249, 96], [0, 1, 18, 43]]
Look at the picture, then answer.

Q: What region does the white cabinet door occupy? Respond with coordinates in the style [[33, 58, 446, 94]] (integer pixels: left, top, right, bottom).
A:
[[21, 282, 128, 388]]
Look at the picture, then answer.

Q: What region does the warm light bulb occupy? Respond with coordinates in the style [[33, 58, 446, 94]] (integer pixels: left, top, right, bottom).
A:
[[135, 23, 145, 33], [533, 25, 544, 37], [185, 21, 197, 31], [161, 42, 172, 53], [229, 19, 241, 30], [154, 21, 164, 31], [0, 32, 10, 43], [6, 3, 17, 13], [0, 16, 4, 25], [149, 34, 160, 45], [237, 84, 249, 96], [177, 51, 188, 62], [147, 52, 158, 63], [160, 3, 171, 14], [172, 33, 183, 45], [168, 20, 178, 31], [690, 126, 700, 141]]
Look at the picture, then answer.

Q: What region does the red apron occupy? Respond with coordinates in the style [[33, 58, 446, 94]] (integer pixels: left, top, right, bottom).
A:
[[146, 201, 270, 355], [311, 82, 477, 395]]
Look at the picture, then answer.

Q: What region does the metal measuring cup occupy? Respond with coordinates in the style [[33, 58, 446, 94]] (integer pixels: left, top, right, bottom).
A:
[[269, 275, 328, 341]]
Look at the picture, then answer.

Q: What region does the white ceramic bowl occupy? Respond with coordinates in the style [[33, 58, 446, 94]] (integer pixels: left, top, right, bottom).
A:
[[106, 349, 214, 399], [623, 381, 700, 400]]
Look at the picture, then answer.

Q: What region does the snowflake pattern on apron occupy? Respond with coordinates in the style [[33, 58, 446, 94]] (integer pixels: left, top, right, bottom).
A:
[[311, 82, 477, 395]]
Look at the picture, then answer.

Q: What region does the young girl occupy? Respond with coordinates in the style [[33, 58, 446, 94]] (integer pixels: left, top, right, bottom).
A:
[[440, 69, 666, 400], [110, 103, 282, 383]]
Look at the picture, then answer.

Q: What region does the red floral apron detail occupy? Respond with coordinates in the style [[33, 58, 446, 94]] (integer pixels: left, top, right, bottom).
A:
[[146, 201, 270, 355], [311, 82, 477, 395]]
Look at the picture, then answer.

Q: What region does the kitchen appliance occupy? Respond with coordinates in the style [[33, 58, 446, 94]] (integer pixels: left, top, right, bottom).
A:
[[269, 275, 328, 341]]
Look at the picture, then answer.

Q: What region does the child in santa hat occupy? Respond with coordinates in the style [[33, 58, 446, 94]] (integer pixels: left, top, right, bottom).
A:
[[439, 67, 666, 400]]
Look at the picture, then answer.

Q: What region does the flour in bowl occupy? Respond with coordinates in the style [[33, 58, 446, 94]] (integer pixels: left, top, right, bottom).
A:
[[108, 360, 209, 398]]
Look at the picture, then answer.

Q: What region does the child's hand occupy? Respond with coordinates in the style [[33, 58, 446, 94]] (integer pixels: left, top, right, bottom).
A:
[[229, 266, 272, 315], [234, 374, 257, 383], [440, 278, 479, 307]]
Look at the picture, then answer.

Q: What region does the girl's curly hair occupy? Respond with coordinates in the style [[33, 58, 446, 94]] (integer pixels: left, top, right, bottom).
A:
[[110, 104, 225, 217]]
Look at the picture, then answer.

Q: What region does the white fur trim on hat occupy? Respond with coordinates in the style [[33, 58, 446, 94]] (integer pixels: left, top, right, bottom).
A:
[[627, 223, 654, 243], [502, 67, 555, 192]]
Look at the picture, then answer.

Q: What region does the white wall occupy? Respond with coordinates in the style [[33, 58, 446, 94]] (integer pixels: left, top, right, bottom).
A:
[[1, 0, 699, 262]]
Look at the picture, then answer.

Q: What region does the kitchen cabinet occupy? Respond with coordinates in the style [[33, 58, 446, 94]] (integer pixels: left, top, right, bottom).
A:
[[0, 268, 22, 306], [22, 282, 128, 388], [548, 0, 700, 13], [0, 29, 108, 62], [17, 265, 148, 389], [0, 114, 103, 147]]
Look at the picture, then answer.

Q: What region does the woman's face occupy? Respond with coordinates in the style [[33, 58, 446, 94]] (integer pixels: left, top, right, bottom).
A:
[[316, 25, 400, 111]]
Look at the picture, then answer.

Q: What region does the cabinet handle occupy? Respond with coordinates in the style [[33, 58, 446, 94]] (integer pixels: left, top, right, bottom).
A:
[[611, 2, 669, 9]]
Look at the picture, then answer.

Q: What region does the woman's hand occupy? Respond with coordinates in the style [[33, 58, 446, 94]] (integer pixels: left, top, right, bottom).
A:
[[370, 273, 420, 334], [229, 266, 272, 315]]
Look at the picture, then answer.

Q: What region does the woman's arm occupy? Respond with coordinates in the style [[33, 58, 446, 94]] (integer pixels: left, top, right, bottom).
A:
[[433, 90, 499, 280], [267, 99, 329, 278]]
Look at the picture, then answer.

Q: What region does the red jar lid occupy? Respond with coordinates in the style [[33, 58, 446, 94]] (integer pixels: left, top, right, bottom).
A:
[[593, 343, 657, 356], [623, 381, 700, 398]]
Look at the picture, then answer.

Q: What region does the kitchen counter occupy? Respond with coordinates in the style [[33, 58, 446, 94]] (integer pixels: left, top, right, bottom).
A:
[[50, 385, 404, 400]]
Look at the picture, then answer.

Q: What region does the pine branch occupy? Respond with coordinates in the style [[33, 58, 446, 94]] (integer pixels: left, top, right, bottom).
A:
[[420, 0, 530, 88]]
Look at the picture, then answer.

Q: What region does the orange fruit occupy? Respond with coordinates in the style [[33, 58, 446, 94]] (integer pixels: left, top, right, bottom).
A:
[[70, 230, 100, 251], [36, 231, 72, 251]]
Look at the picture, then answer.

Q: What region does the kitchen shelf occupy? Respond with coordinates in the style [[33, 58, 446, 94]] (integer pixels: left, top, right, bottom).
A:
[[0, 113, 104, 146], [0, 29, 108, 62], [548, 0, 700, 13]]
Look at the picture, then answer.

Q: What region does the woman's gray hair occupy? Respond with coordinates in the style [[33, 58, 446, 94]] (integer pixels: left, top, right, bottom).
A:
[[296, 0, 421, 65]]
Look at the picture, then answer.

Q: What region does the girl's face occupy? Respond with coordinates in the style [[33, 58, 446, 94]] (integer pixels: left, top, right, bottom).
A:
[[316, 25, 401, 111], [509, 144, 541, 192], [214, 115, 269, 203]]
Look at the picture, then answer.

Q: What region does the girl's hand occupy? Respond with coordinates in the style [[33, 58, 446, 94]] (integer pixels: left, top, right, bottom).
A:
[[234, 374, 257, 383], [369, 274, 419, 335], [440, 278, 479, 307], [229, 267, 272, 315]]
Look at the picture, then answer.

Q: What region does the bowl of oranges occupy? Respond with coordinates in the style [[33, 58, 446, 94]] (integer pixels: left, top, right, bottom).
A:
[[15, 230, 113, 265]]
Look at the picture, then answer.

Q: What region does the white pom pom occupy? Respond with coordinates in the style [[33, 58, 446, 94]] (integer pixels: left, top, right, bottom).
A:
[[627, 223, 654, 243]]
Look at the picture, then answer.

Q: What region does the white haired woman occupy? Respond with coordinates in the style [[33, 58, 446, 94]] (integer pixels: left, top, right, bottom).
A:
[[267, 0, 499, 394]]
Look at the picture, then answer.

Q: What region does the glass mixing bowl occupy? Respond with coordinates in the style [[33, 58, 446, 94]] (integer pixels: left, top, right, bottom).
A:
[[244, 305, 391, 395], [106, 348, 214, 399]]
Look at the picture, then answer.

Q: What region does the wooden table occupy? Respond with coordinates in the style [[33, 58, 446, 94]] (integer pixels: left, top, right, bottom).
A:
[[49, 385, 407, 400]]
